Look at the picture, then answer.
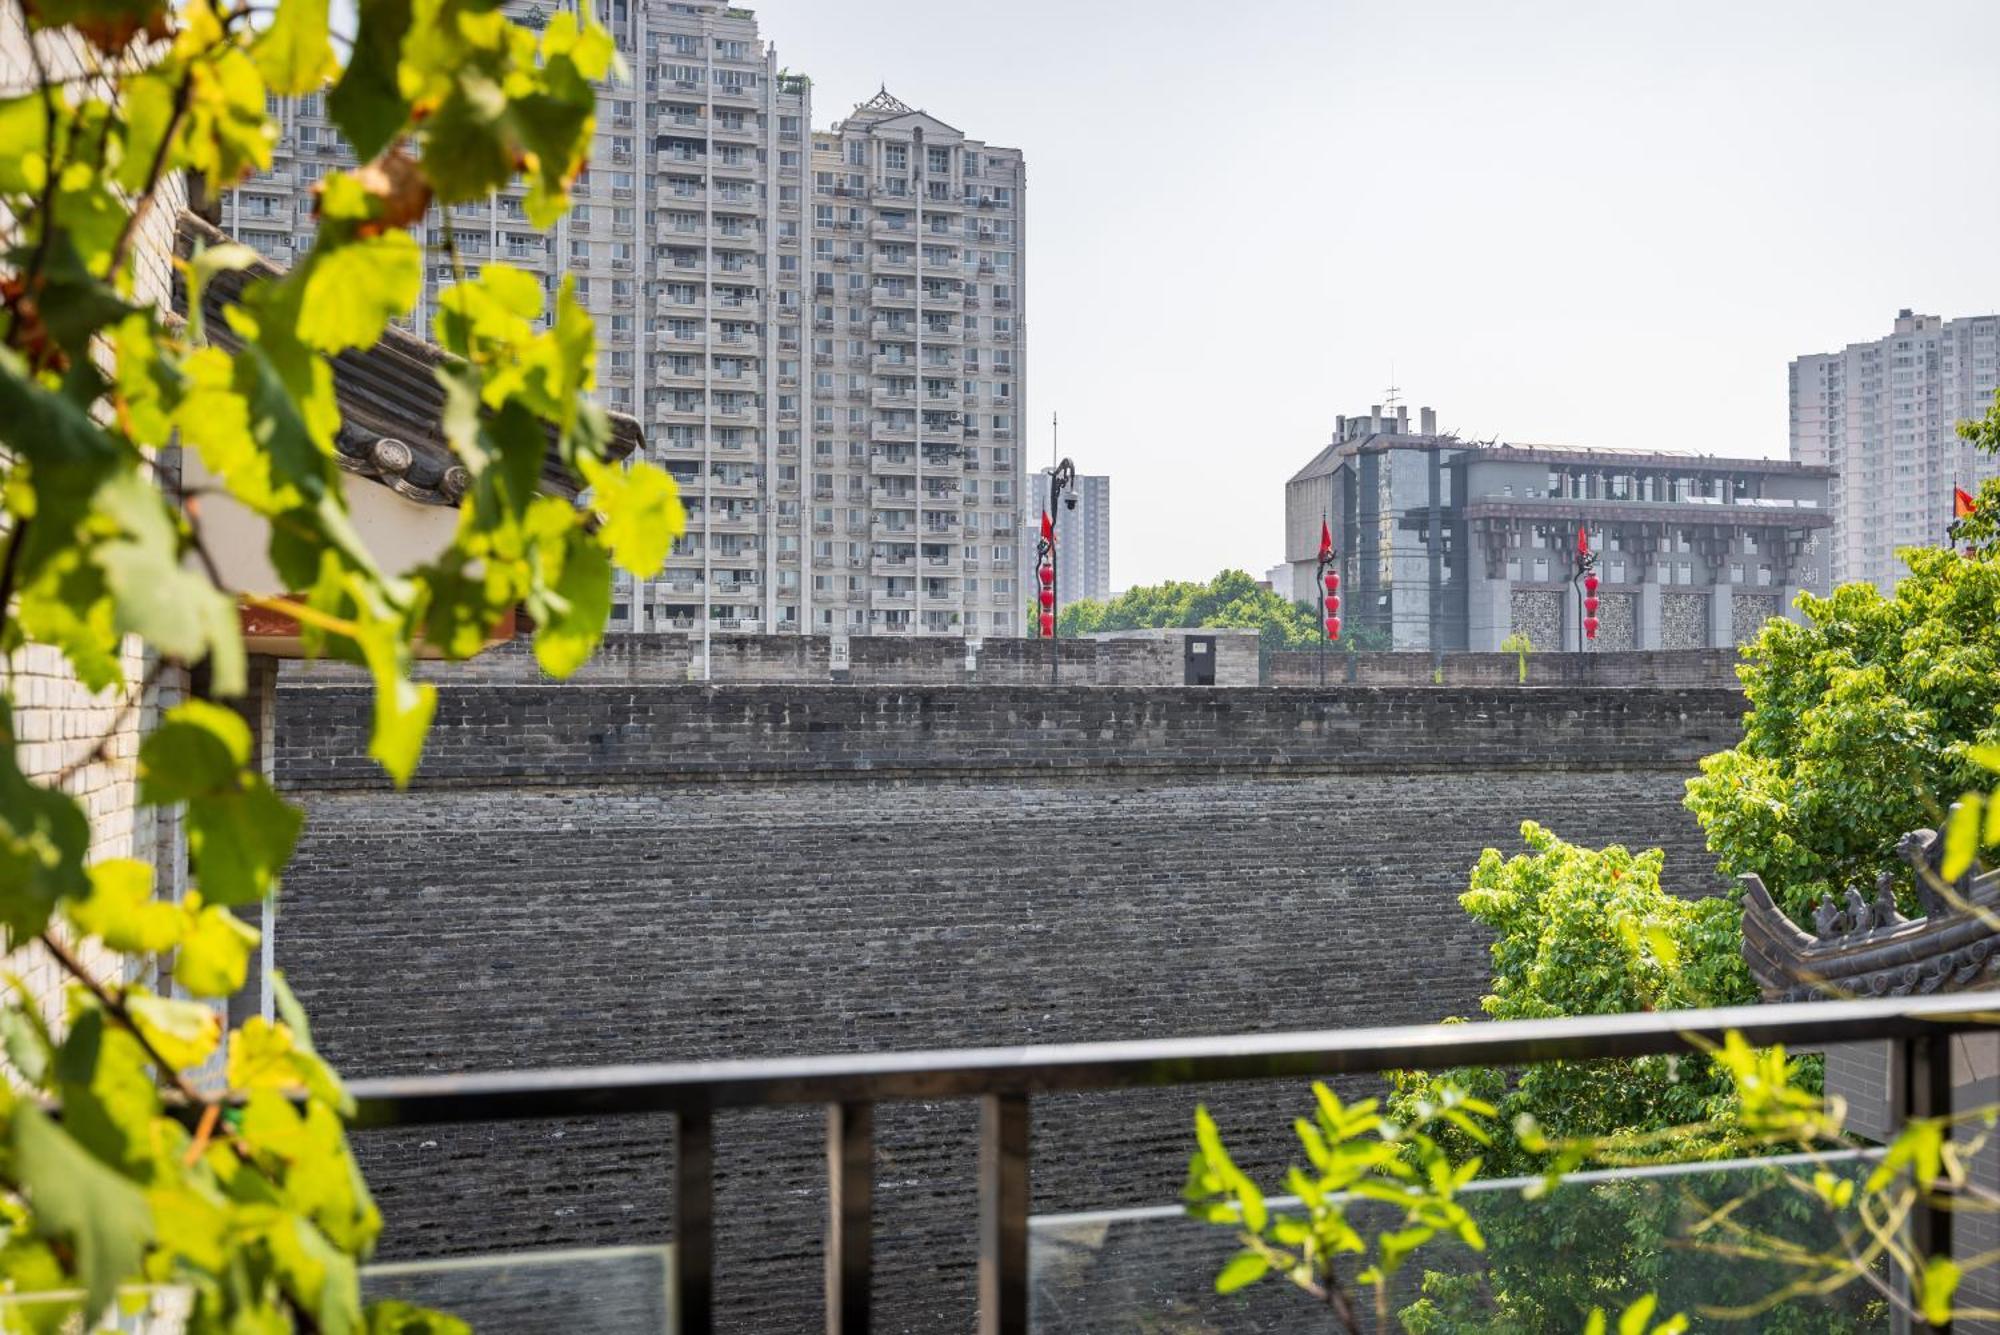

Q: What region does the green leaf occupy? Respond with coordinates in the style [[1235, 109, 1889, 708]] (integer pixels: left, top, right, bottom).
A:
[[68, 858, 181, 952], [1214, 1249, 1269, 1295], [93, 470, 245, 696], [530, 524, 610, 678], [0, 698, 91, 941], [1641, 925, 1680, 970], [137, 700, 250, 803], [366, 1298, 473, 1335], [1943, 797, 1981, 881], [328, 0, 414, 160], [1618, 1294, 1658, 1335], [354, 615, 435, 786], [13, 1105, 152, 1324], [1922, 1255, 1961, 1325], [124, 990, 223, 1070], [582, 457, 684, 578], [252, 0, 339, 94], [188, 778, 304, 907], [1583, 1311, 1607, 1335], [297, 231, 422, 353], [173, 900, 259, 997]]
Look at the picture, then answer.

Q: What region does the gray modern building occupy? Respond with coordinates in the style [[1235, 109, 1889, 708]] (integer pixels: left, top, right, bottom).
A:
[[1286, 406, 1833, 652], [1036, 468, 1110, 604], [1791, 309, 2000, 591]]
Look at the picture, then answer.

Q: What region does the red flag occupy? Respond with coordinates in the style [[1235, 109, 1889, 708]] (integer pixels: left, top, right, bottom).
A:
[[1317, 518, 1333, 560], [1576, 523, 1590, 555], [1040, 510, 1054, 541], [1956, 486, 1978, 519]]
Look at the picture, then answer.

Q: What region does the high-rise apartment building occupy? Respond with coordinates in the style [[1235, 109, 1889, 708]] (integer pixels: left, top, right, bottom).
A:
[[222, 3, 1026, 639], [1035, 467, 1110, 604], [1791, 309, 2000, 590], [807, 90, 1027, 637]]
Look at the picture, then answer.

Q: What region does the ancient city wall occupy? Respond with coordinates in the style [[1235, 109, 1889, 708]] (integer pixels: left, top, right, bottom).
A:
[[1265, 646, 1744, 689], [273, 683, 1744, 1330]]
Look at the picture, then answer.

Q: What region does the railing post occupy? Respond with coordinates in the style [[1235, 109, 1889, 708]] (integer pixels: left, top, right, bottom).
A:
[[978, 1092, 1030, 1335], [826, 1101, 873, 1334], [1904, 1033, 1954, 1335], [675, 1107, 714, 1335]]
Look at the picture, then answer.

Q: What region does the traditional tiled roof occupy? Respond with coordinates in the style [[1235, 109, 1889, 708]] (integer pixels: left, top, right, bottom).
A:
[[171, 211, 641, 507]]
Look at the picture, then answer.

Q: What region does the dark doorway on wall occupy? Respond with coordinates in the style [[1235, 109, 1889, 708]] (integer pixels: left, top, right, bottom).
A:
[[1184, 635, 1216, 685]]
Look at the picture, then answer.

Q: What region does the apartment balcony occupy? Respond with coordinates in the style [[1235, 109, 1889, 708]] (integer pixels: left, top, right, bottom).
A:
[[920, 259, 960, 282], [714, 334, 762, 358], [870, 388, 914, 411], [872, 355, 916, 377], [869, 420, 915, 444], [713, 188, 760, 210], [870, 320, 917, 341], [873, 254, 915, 274], [708, 403, 756, 423], [704, 512, 760, 534], [921, 485, 964, 507], [870, 220, 916, 242], [921, 188, 966, 212], [653, 329, 708, 350], [869, 184, 914, 206], [710, 81, 760, 105], [655, 404, 707, 425], [868, 450, 917, 477], [869, 587, 915, 611], [709, 118, 758, 144], [870, 554, 916, 577], [704, 473, 759, 497], [869, 520, 916, 542], [710, 228, 759, 249], [870, 488, 919, 510], [919, 322, 963, 344], [871, 285, 917, 309], [654, 365, 707, 390], [920, 286, 965, 311], [921, 421, 965, 446]]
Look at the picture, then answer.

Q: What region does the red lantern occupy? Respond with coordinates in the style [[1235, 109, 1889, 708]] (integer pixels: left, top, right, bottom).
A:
[[1583, 572, 1599, 594], [1325, 617, 1341, 640], [1583, 616, 1599, 639], [1323, 571, 1339, 594], [1039, 612, 1055, 637], [1584, 595, 1599, 614], [1038, 565, 1054, 586], [1323, 593, 1340, 614], [1037, 587, 1054, 609]]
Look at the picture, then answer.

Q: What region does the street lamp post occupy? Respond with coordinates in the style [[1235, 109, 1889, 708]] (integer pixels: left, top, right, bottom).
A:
[[1571, 523, 1599, 650], [1316, 516, 1340, 687], [1037, 457, 1077, 685]]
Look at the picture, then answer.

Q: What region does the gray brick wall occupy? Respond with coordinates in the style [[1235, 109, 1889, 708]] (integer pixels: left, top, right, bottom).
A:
[[1266, 648, 1742, 689], [271, 684, 1742, 1331]]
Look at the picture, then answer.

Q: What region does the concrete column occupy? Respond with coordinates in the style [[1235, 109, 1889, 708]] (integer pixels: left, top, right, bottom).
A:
[[1708, 580, 1734, 649], [1636, 579, 1663, 650], [1468, 572, 1510, 652], [1561, 583, 1581, 652]]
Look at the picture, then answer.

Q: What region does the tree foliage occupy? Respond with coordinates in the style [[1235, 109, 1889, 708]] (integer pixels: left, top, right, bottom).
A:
[[1056, 568, 1389, 650], [1683, 389, 2000, 922], [0, 0, 679, 1325]]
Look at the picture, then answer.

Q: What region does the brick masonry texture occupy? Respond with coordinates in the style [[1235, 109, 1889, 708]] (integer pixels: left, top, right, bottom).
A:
[[1266, 647, 1743, 689], [283, 628, 1262, 689], [272, 684, 1743, 1331]]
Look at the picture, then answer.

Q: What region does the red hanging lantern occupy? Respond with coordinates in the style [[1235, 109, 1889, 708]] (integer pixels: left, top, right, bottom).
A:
[[1037, 564, 1054, 586], [1037, 587, 1055, 609], [1583, 572, 1599, 594], [1323, 594, 1340, 615], [1325, 617, 1341, 640], [1039, 612, 1055, 637], [1583, 616, 1599, 639], [1584, 595, 1599, 614], [1323, 571, 1339, 594]]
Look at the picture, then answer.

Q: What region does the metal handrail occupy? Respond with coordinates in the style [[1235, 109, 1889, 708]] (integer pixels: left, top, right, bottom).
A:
[[344, 992, 1997, 1334]]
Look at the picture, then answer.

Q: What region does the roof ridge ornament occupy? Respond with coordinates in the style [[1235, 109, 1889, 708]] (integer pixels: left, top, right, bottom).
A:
[[859, 84, 914, 114]]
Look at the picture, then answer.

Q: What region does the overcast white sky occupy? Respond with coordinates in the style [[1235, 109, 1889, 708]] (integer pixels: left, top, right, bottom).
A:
[[748, 0, 2000, 588]]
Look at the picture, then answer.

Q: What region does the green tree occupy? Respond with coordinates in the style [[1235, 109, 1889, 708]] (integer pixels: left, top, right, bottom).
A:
[[1384, 827, 1880, 1334], [0, 0, 675, 1326], [1056, 568, 1387, 651], [1683, 389, 2000, 922]]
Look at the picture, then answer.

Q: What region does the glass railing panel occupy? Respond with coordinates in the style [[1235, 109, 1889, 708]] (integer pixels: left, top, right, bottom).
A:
[[1031, 1152, 1892, 1332], [361, 1244, 672, 1334]]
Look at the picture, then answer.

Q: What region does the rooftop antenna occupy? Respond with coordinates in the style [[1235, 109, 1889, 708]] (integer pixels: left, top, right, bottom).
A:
[[1052, 409, 1058, 471], [1384, 363, 1402, 411]]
